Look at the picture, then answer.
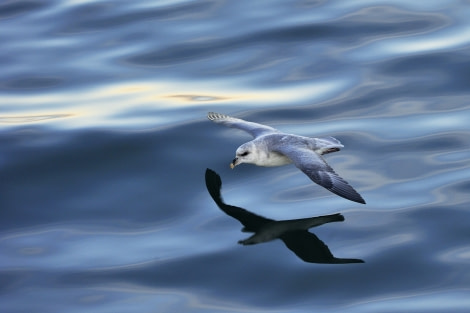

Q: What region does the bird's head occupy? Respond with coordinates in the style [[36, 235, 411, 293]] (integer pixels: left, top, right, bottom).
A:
[[230, 142, 256, 169]]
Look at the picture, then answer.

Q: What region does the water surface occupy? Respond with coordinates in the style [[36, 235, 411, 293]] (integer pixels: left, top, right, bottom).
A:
[[1, 1, 470, 312]]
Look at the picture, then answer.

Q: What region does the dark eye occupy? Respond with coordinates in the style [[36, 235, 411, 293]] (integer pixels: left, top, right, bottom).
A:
[[240, 151, 249, 157]]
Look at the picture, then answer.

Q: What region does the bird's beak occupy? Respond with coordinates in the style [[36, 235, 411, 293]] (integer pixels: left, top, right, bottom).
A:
[[230, 157, 238, 169]]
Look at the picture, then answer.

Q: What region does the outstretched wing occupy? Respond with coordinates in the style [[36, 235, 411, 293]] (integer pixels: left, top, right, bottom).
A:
[[205, 169, 273, 232], [281, 231, 364, 264], [274, 145, 366, 204], [208, 112, 279, 138], [280, 231, 335, 263]]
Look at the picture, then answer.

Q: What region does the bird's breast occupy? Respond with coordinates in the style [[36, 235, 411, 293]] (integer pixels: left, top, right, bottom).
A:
[[257, 151, 292, 167]]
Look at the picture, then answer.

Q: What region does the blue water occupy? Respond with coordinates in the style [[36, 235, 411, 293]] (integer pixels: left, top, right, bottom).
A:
[[1, 1, 470, 312]]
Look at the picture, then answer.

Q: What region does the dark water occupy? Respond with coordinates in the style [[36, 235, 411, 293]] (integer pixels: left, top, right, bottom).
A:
[[1, 1, 470, 312]]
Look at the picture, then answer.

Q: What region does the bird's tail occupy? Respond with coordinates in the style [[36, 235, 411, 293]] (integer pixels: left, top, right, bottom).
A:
[[316, 136, 343, 155]]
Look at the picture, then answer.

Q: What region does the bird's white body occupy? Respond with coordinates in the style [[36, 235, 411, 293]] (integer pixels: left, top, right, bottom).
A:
[[237, 133, 343, 167]]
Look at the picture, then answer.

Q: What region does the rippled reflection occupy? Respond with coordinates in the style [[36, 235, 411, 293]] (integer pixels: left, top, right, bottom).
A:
[[205, 169, 364, 264], [0, 114, 72, 124]]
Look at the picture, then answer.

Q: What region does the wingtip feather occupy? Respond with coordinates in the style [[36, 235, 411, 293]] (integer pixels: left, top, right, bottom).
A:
[[207, 112, 229, 121], [330, 183, 366, 204]]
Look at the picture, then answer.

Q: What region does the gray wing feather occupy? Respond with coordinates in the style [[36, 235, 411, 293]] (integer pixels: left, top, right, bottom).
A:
[[274, 145, 366, 204], [208, 112, 279, 138]]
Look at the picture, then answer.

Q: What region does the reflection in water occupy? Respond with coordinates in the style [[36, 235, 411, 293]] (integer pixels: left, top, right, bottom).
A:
[[0, 114, 72, 124], [205, 169, 364, 264], [166, 94, 227, 102]]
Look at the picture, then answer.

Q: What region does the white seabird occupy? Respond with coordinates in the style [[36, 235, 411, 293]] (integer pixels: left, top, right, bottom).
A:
[[207, 112, 365, 204]]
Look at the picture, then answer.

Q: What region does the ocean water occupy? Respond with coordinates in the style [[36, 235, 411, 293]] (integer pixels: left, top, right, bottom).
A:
[[1, 1, 470, 312]]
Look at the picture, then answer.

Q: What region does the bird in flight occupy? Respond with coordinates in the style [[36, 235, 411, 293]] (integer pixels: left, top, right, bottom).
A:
[[208, 112, 365, 204]]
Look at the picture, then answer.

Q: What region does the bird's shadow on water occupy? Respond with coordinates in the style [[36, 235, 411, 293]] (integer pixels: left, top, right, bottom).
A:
[[205, 168, 364, 264]]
